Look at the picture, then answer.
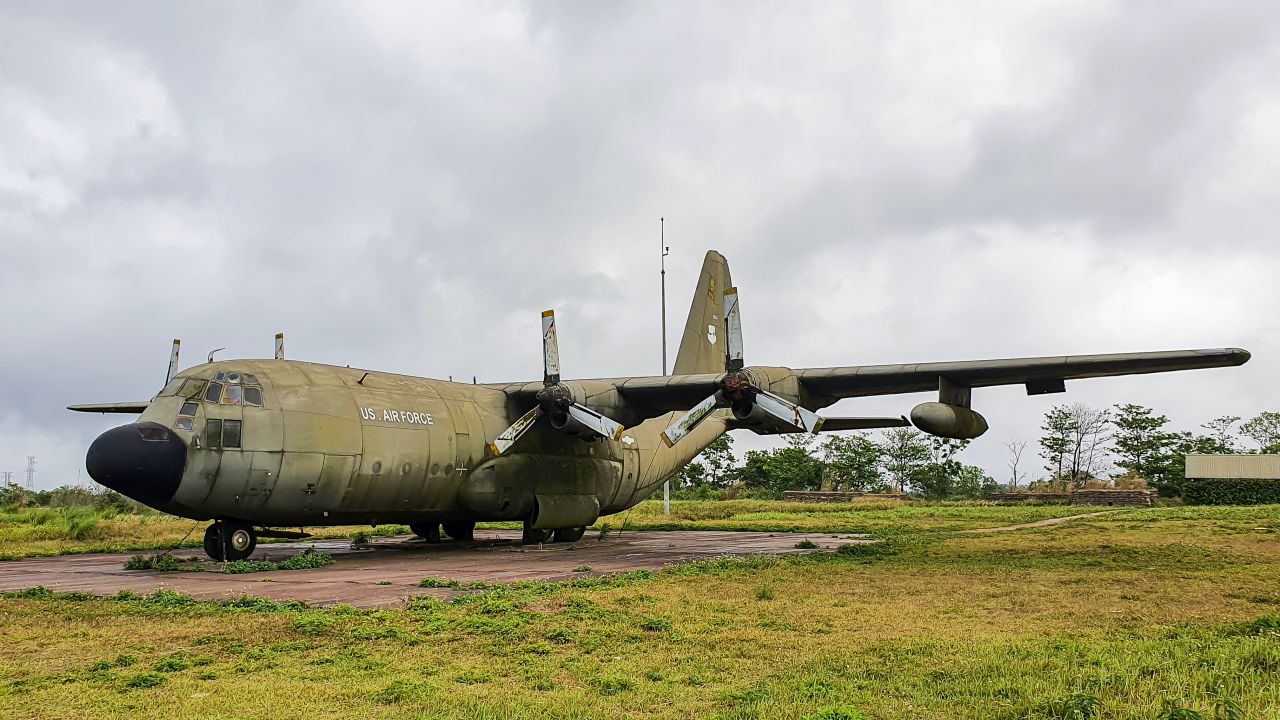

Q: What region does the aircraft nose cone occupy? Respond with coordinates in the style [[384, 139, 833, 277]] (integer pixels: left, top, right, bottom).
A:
[[86, 422, 187, 506]]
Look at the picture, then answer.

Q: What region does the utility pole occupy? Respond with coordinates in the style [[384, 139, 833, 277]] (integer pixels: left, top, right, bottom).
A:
[[25, 456, 36, 490], [660, 218, 670, 516]]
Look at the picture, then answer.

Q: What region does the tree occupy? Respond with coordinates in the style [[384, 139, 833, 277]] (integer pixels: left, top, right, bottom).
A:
[[736, 447, 824, 498], [910, 436, 971, 499], [1039, 406, 1074, 483], [877, 427, 931, 493], [699, 435, 737, 487], [1067, 404, 1112, 487], [1239, 412, 1280, 454], [1004, 439, 1028, 490], [819, 434, 885, 492], [1111, 404, 1177, 482], [950, 464, 998, 500], [1201, 416, 1241, 453], [1040, 404, 1112, 488]]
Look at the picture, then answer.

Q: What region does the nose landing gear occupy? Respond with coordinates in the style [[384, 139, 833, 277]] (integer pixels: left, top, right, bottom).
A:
[[203, 522, 257, 561]]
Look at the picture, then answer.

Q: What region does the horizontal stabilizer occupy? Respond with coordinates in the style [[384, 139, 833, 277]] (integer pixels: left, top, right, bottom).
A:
[[67, 402, 151, 414]]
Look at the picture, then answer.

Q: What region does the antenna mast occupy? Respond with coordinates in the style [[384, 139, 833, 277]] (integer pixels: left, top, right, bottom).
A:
[[660, 218, 671, 516]]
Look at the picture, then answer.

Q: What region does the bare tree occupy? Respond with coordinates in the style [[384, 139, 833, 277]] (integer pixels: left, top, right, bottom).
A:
[[1067, 403, 1112, 488], [1004, 439, 1028, 490]]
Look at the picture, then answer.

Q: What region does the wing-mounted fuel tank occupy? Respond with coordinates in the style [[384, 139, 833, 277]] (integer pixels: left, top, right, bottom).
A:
[[909, 376, 989, 440], [457, 454, 618, 529]]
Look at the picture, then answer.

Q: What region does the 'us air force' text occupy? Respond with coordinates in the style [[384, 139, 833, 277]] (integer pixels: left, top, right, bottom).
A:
[[359, 407, 434, 425]]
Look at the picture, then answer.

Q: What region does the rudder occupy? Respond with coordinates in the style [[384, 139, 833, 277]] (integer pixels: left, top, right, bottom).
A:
[[672, 250, 733, 375]]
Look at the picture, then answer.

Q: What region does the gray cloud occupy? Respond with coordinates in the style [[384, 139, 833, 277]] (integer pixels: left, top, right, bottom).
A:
[[2, 1, 1277, 487]]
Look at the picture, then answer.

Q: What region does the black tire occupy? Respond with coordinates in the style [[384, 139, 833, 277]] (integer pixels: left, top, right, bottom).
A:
[[204, 523, 255, 561], [410, 522, 441, 542], [553, 526, 586, 543], [224, 524, 256, 561], [522, 525, 553, 545], [202, 524, 221, 561], [442, 521, 475, 542]]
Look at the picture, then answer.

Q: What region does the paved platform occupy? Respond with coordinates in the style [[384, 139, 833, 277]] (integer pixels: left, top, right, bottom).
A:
[[0, 530, 868, 608]]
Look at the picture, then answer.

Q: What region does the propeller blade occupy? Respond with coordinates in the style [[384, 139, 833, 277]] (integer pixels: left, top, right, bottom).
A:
[[661, 393, 722, 447], [165, 339, 181, 385], [723, 287, 743, 372], [542, 310, 560, 385], [566, 403, 626, 441], [274, 332, 285, 360], [488, 405, 543, 456], [756, 390, 825, 433]]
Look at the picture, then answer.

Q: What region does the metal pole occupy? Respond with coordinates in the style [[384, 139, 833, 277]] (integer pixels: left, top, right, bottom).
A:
[[661, 218, 670, 515]]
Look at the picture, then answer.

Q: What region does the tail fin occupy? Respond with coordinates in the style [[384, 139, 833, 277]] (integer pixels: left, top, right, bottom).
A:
[[672, 250, 733, 375]]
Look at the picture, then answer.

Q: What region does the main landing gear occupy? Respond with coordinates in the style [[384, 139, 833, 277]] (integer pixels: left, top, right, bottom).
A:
[[203, 522, 256, 561], [409, 521, 476, 543], [521, 522, 586, 545]]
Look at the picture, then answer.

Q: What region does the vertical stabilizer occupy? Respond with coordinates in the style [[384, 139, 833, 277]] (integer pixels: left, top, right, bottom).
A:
[[672, 250, 733, 375]]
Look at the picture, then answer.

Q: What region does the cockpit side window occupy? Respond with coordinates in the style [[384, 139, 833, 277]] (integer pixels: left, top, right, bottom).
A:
[[222, 419, 242, 448], [205, 419, 222, 448], [180, 378, 206, 399], [244, 386, 263, 407], [158, 377, 185, 397]]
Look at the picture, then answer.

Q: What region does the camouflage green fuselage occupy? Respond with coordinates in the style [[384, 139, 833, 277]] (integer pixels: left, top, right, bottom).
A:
[[140, 359, 724, 529]]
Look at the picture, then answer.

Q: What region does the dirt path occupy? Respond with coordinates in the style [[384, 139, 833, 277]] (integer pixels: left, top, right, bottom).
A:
[[958, 510, 1123, 534]]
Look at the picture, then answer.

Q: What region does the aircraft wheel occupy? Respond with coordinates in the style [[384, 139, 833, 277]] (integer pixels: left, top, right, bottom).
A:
[[442, 521, 475, 542], [204, 523, 256, 561], [410, 522, 441, 543], [553, 526, 586, 543], [202, 524, 220, 560], [521, 524, 553, 545]]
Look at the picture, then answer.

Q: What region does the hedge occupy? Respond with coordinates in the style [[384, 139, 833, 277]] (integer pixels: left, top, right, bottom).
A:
[[1183, 478, 1280, 505]]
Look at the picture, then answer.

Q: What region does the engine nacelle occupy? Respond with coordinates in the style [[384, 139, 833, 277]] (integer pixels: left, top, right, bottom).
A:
[[910, 402, 989, 440]]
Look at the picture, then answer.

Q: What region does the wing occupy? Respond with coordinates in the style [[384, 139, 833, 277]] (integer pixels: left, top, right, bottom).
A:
[[68, 402, 151, 414], [795, 348, 1250, 406], [488, 347, 1249, 421]]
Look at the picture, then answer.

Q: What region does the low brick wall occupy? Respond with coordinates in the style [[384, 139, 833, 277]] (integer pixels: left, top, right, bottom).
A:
[[782, 491, 906, 503], [1070, 489, 1157, 507], [987, 493, 1073, 503]]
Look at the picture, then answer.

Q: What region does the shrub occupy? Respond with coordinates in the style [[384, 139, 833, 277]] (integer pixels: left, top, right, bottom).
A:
[[277, 548, 334, 570], [223, 560, 278, 574], [805, 708, 866, 720], [1183, 478, 1280, 505], [795, 539, 819, 549], [123, 672, 165, 689]]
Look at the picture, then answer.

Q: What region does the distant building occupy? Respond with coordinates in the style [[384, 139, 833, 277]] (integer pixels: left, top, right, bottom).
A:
[[1185, 454, 1280, 480]]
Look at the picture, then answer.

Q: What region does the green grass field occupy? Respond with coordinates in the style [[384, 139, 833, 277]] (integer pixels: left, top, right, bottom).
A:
[[1, 503, 1277, 718], [0, 499, 1093, 560]]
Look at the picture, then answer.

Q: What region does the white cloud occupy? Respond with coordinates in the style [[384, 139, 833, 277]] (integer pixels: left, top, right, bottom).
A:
[[1, 0, 1277, 488]]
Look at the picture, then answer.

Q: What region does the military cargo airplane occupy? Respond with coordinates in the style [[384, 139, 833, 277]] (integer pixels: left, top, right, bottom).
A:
[[72, 251, 1250, 560]]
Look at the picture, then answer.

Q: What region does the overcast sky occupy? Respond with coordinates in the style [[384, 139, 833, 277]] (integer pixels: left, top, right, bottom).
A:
[[3, 1, 1278, 490]]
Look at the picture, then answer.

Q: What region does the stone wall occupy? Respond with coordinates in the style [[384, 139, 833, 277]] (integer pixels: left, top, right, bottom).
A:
[[782, 491, 906, 503], [1070, 489, 1157, 507], [986, 493, 1072, 503], [986, 490, 1156, 506]]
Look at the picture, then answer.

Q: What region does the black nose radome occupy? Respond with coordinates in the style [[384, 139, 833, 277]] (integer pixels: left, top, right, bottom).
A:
[[86, 422, 187, 506]]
